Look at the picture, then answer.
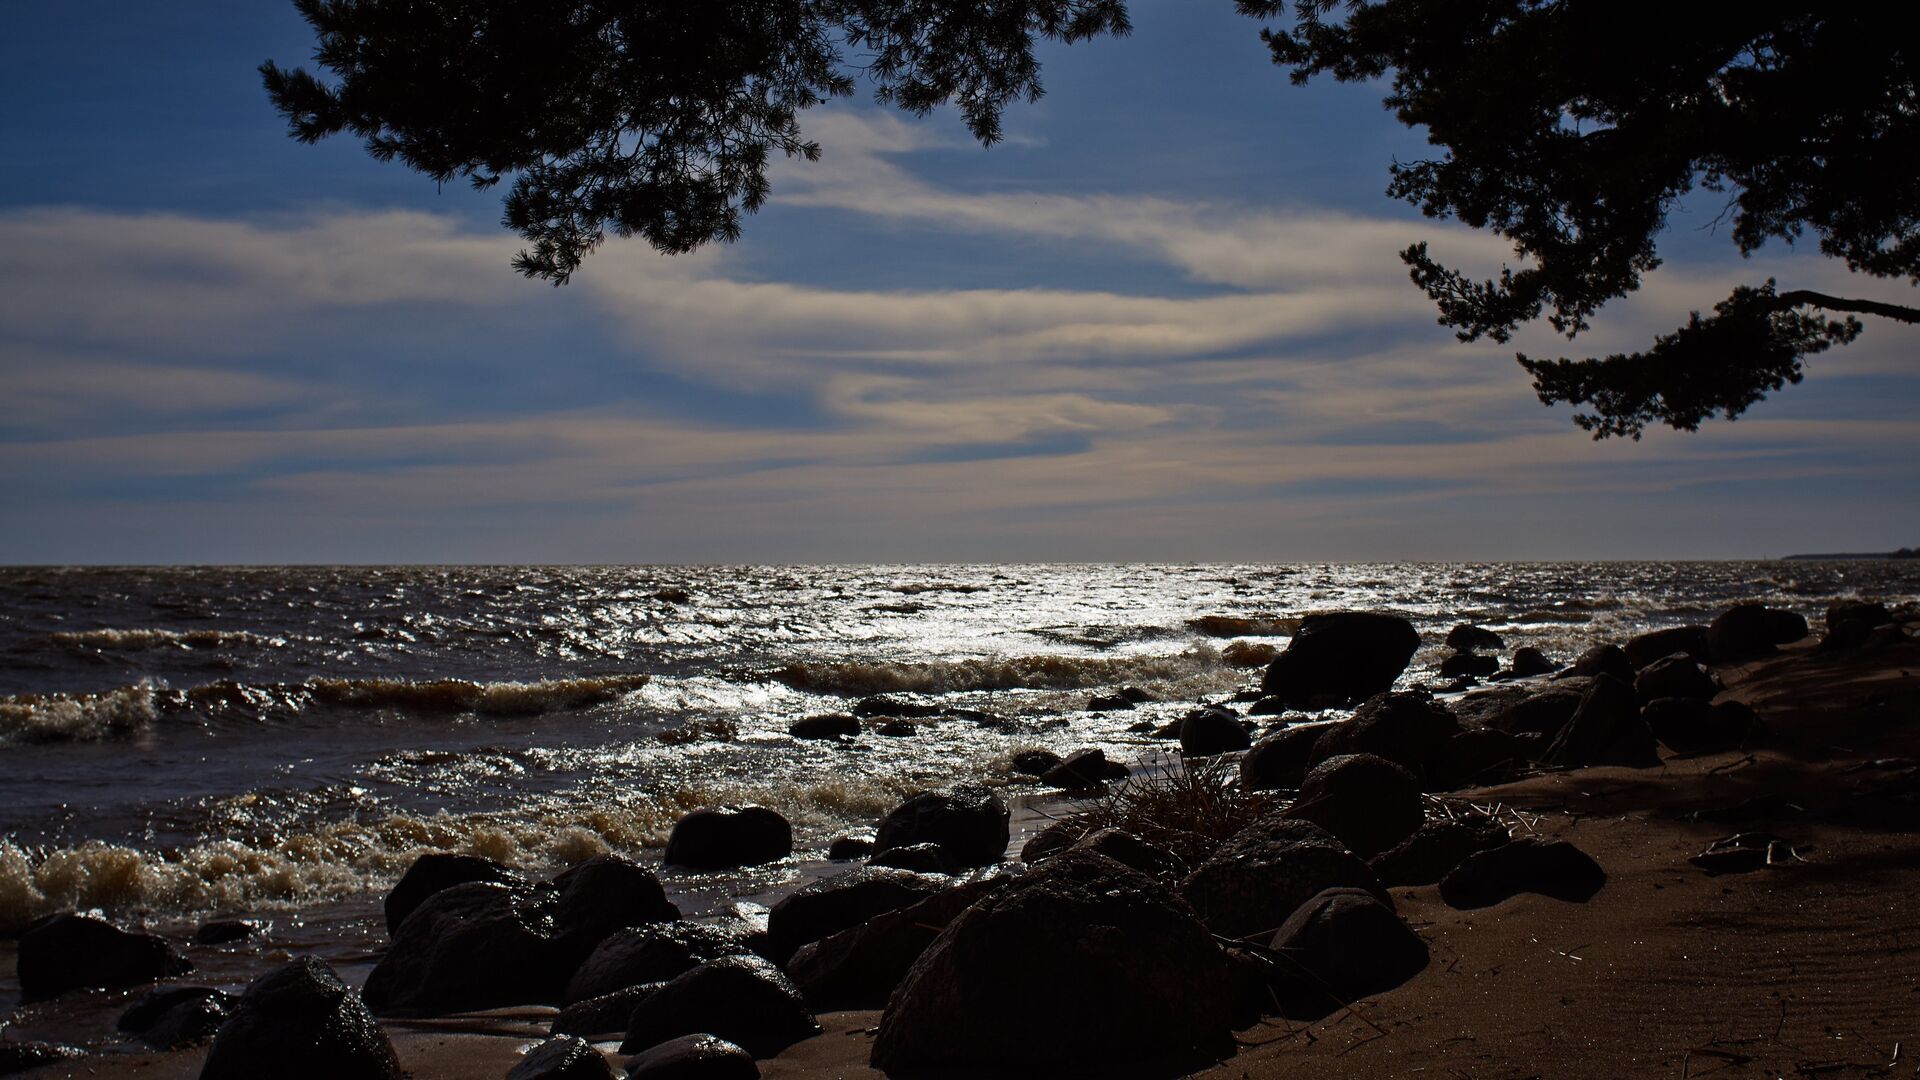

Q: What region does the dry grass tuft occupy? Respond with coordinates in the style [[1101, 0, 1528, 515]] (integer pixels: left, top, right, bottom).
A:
[[1064, 754, 1282, 868]]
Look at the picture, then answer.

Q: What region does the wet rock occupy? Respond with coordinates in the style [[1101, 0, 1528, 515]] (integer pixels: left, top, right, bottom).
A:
[[1439, 651, 1499, 678], [1820, 601, 1894, 651], [1285, 753, 1424, 858], [16, 913, 192, 1002], [872, 785, 1009, 870], [0, 1041, 85, 1075], [1019, 821, 1084, 864], [509, 1035, 616, 1080], [1439, 838, 1605, 908], [1087, 693, 1135, 711], [552, 983, 662, 1038], [549, 854, 682, 959], [1248, 695, 1290, 715], [870, 842, 954, 875], [1041, 747, 1127, 790], [1541, 674, 1660, 768], [364, 881, 565, 1014], [1635, 655, 1718, 703], [1009, 748, 1063, 776], [1707, 604, 1810, 660], [872, 851, 1235, 1075], [1507, 647, 1558, 677], [1180, 815, 1383, 939], [787, 874, 1009, 1009], [764, 866, 950, 964], [117, 985, 234, 1048], [1068, 828, 1182, 878], [1564, 643, 1634, 682], [1644, 698, 1764, 755], [193, 919, 263, 946], [1258, 887, 1428, 1017], [201, 957, 403, 1080], [1308, 691, 1461, 783], [1368, 818, 1510, 887], [624, 1034, 759, 1080], [1429, 728, 1527, 789], [826, 835, 873, 861], [1623, 625, 1712, 668], [1240, 722, 1334, 791], [620, 955, 819, 1058], [565, 922, 755, 1005], [788, 713, 858, 739], [852, 695, 942, 719], [384, 852, 520, 935], [1260, 612, 1421, 709], [1118, 686, 1154, 704], [875, 719, 918, 737], [1179, 705, 1252, 756], [1482, 681, 1588, 740], [1445, 624, 1505, 653], [664, 806, 793, 870]]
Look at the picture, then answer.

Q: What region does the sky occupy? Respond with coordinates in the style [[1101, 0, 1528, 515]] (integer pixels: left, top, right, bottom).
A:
[[1, 2, 1915, 564]]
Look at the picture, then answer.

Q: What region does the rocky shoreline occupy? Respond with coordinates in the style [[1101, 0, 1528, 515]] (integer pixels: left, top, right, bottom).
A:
[[4, 598, 1919, 1078]]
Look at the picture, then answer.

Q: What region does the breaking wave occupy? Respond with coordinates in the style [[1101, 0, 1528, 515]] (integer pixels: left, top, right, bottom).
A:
[[304, 673, 652, 715], [771, 648, 1226, 695], [0, 684, 158, 743], [52, 627, 280, 650], [1188, 616, 1300, 638]]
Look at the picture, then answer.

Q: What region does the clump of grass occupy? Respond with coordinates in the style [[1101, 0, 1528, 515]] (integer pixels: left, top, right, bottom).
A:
[[1062, 754, 1282, 869]]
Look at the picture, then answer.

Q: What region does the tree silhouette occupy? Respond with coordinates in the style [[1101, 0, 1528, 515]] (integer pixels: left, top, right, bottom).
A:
[[266, 2, 1917, 436]]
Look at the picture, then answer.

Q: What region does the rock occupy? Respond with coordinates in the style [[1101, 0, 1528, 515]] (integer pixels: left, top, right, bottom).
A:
[[1482, 681, 1588, 740], [788, 713, 858, 739], [1428, 728, 1527, 788], [835, 835, 881, 862], [1179, 705, 1252, 756], [1285, 753, 1424, 858], [875, 719, 918, 737], [1623, 625, 1712, 668], [16, 913, 192, 1002], [1707, 603, 1810, 660], [1564, 643, 1634, 682], [1180, 815, 1383, 939], [1441, 837, 1605, 908], [509, 1036, 616, 1080], [548, 854, 682, 960], [852, 695, 941, 719], [384, 852, 520, 935], [1240, 722, 1334, 791], [565, 922, 756, 1005], [193, 919, 263, 946], [1542, 674, 1660, 768], [787, 874, 1009, 1009], [1259, 887, 1428, 1017], [0, 1041, 85, 1075], [871, 851, 1235, 1075], [1820, 600, 1894, 651], [1067, 828, 1181, 878], [552, 984, 661, 1038], [1009, 748, 1063, 776], [1260, 612, 1421, 708], [869, 842, 953, 875], [1445, 624, 1505, 652], [1644, 698, 1763, 755], [1119, 686, 1154, 703], [1087, 693, 1135, 711], [1040, 747, 1126, 790], [664, 806, 793, 870], [1019, 820, 1084, 864], [117, 985, 234, 1048], [201, 957, 403, 1080], [624, 1035, 759, 1080], [1368, 818, 1510, 887], [1507, 647, 1558, 677], [872, 785, 1009, 870], [363, 881, 565, 1014], [1634, 655, 1718, 703], [764, 866, 951, 964], [1248, 695, 1290, 715], [1307, 691, 1461, 782], [1439, 651, 1500, 678], [620, 955, 819, 1058]]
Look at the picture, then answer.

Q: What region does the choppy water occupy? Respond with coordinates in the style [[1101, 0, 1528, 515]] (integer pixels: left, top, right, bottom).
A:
[[2, 562, 1916, 930]]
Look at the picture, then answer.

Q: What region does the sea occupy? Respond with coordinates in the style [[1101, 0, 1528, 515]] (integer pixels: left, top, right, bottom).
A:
[[4, 562, 1918, 940]]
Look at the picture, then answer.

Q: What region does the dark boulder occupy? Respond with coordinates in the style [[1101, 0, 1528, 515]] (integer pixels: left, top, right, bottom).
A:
[[872, 785, 1009, 870], [1564, 643, 1634, 682], [508, 1036, 616, 1080], [876, 719, 918, 737], [826, 835, 873, 861], [764, 866, 950, 964], [117, 985, 233, 1048], [1261, 612, 1421, 708], [664, 806, 793, 870], [624, 1035, 759, 1080], [852, 695, 941, 719], [1623, 625, 1712, 668], [1428, 728, 1527, 789], [1118, 686, 1154, 704], [549, 854, 681, 958], [1439, 838, 1605, 908], [1009, 748, 1063, 776], [871, 851, 1235, 1075], [1707, 604, 1810, 660], [787, 873, 1009, 1009], [1307, 691, 1461, 782], [1259, 887, 1428, 1017], [0, 1042, 85, 1075], [1180, 815, 1383, 939], [869, 842, 954, 875], [1087, 693, 1135, 711], [1240, 722, 1334, 791], [201, 957, 403, 1080], [620, 955, 820, 1058], [1018, 821, 1084, 865], [1820, 600, 1894, 651], [1541, 674, 1660, 768], [1439, 651, 1499, 678], [1445, 624, 1505, 653], [1040, 747, 1127, 790], [1507, 647, 1558, 677], [1285, 753, 1424, 858], [363, 881, 565, 1014], [1634, 655, 1718, 703], [1368, 818, 1510, 887], [1482, 681, 1588, 740], [1248, 695, 1290, 715], [384, 852, 519, 935], [788, 713, 858, 739], [1179, 705, 1252, 756], [16, 913, 191, 1002], [1068, 828, 1181, 879], [1644, 698, 1764, 755], [193, 919, 263, 946], [565, 922, 755, 1005], [552, 984, 662, 1038]]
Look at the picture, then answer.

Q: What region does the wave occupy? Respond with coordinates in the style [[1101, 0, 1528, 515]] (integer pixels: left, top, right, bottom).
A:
[[305, 673, 652, 715], [770, 648, 1227, 696], [0, 684, 158, 743], [51, 627, 280, 650], [1188, 615, 1300, 638]]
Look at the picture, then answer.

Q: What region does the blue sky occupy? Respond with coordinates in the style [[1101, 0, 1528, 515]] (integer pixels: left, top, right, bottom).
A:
[[2, 2, 1915, 563]]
